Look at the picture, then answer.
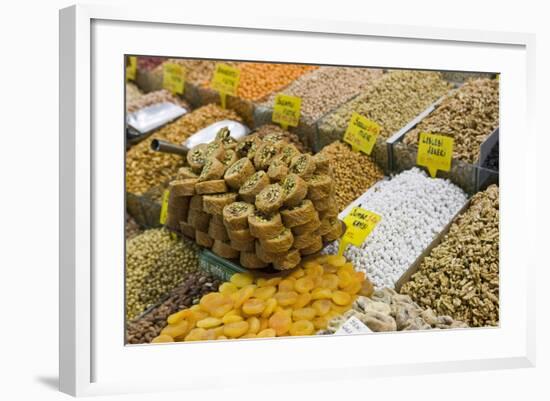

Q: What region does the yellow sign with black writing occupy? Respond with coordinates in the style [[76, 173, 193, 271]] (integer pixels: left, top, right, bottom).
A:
[[163, 62, 186, 94], [211, 64, 240, 108], [126, 56, 137, 81], [272, 94, 301, 130], [159, 189, 170, 225], [343, 112, 380, 155], [417, 132, 454, 178], [338, 207, 381, 256]]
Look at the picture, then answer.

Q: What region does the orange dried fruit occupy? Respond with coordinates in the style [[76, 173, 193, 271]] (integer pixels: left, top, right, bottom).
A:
[[151, 334, 174, 343], [293, 293, 312, 309], [313, 316, 328, 330], [289, 320, 314, 336], [257, 328, 276, 338], [241, 333, 257, 339], [161, 320, 190, 338], [263, 277, 282, 287], [332, 290, 352, 306], [337, 271, 353, 288], [311, 288, 332, 300], [219, 282, 239, 295], [325, 255, 346, 267], [321, 274, 339, 290], [289, 268, 306, 279], [185, 328, 207, 341], [167, 309, 192, 325], [294, 277, 314, 294], [203, 329, 217, 341], [197, 317, 223, 329], [343, 281, 362, 295], [274, 291, 299, 306], [269, 311, 292, 335], [259, 317, 269, 331], [223, 321, 249, 338], [261, 298, 278, 318], [242, 298, 266, 315], [233, 285, 257, 309], [230, 273, 254, 288], [223, 314, 243, 324], [292, 307, 316, 321], [247, 316, 261, 334], [254, 286, 277, 300], [312, 299, 332, 316], [278, 278, 296, 292], [359, 279, 374, 297]]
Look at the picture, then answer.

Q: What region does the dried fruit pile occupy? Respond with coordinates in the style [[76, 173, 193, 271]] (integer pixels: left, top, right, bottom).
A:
[[400, 185, 499, 327], [403, 78, 499, 163], [125, 228, 200, 321], [126, 89, 190, 113], [318, 71, 451, 145], [151, 254, 372, 342], [126, 104, 242, 195], [318, 141, 384, 212], [320, 288, 468, 334], [166, 129, 341, 271], [127, 271, 222, 344]]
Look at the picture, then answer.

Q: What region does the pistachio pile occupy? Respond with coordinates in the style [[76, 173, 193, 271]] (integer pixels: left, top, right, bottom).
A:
[[317, 71, 451, 147], [318, 141, 384, 211], [126, 104, 242, 195], [262, 67, 383, 124], [126, 228, 200, 321], [126, 89, 190, 113], [403, 78, 499, 164], [126, 271, 222, 344], [400, 185, 499, 327], [320, 288, 468, 334], [166, 129, 341, 271]]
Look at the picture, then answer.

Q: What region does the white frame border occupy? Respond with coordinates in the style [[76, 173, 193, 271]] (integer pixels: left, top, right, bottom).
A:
[[59, 4, 536, 397]]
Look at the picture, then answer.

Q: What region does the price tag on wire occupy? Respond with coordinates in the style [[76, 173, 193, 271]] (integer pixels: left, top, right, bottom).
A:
[[126, 56, 137, 81], [416, 132, 454, 178], [159, 189, 170, 225], [272, 94, 301, 130], [163, 62, 186, 94], [211, 63, 240, 109], [343, 112, 380, 155], [338, 207, 381, 256]]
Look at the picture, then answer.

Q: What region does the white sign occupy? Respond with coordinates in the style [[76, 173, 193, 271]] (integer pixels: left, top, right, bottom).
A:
[[335, 316, 372, 335]]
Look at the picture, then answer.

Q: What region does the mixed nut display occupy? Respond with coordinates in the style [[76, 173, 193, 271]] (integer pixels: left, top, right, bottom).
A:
[[125, 56, 500, 345]]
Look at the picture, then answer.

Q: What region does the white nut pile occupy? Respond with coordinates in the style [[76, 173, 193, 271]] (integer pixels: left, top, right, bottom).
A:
[[324, 168, 467, 289]]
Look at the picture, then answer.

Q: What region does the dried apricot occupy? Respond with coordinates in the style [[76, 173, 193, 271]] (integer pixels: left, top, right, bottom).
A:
[[219, 282, 239, 295], [278, 278, 296, 292], [359, 279, 374, 297], [230, 273, 254, 288], [312, 299, 332, 316], [161, 320, 189, 338], [210, 303, 234, 318], [233, 285, 257, 309], [256, 278, 267, 287], [151, 334, 174, 343], [289, 268, 305, 279], [259, 317, 269, 331], [274, 291, 298, 306], [294, 277, 314, 294], [263, 277, 282, 287], [343, 281, 362, 295], [355, 271, 366, 282], [331, 303, 349, 314], [289, 320, 314, 336], [292, 307, 316, 321], [293, 293, 312, 309], [223, 321, 249, 338], [339, 263, 355, 274], [332, 290, 352, 306], [217, 335, 228, 340], [306, 263, 324, 277], [321, 274, 339, 290], [241, 333, 257, 339], [254, 286, 276, 300], [257, 328, 276, 338], [325, 255, 346, 267], [337, 271, 353, 288], [203, 329, 217, 341], [242, 298, 266, 315], [247, 317, 261, 334], [261, 298, 278, 318], [322, 263, 338, 274], [185, 328, 207, 341], [197, 317, 223, 329], [313, 316, 328, 330], [167, 309, 192, 325], [222, 314, 244, 324], [311, 288, 332, 300], [269, 311, 292, 335]]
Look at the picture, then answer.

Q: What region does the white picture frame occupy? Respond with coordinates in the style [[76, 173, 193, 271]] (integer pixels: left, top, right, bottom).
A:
[[59, 3, 536, 397]]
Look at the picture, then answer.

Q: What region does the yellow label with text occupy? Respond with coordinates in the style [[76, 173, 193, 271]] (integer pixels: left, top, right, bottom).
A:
[[338, 207, 381, 255], [159, 189, 170, 225], [417, 132, 454, 178], [163, 62, 186, 94], [272, 94, 301, 128], [211, 63, 240, 96], [126, 56, 137, 81], [343, 112, 380, 155]]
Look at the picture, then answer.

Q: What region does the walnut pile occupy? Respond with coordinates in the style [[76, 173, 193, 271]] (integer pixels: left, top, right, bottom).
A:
[[400, 185, 499, 327]]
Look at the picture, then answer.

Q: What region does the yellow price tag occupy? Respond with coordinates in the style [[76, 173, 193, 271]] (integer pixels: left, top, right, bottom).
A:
[[163, 62, 186, 94], [211, 63, 240, 108], [126, 56, 137, 81], [338, 207, 381, 256], [416, 132, 454, 178], [272, 94, 301, 130], [343, 112, 380, 155], [159, 189, 170, 225]]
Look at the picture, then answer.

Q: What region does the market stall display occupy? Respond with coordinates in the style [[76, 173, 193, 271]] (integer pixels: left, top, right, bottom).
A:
[[150, 254, 372, 342], [400, 185, 499, 327], [126, 89, 190, 113]]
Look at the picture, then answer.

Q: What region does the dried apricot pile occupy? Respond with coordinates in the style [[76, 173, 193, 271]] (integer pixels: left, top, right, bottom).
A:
[[151, 254, 373, 343]]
